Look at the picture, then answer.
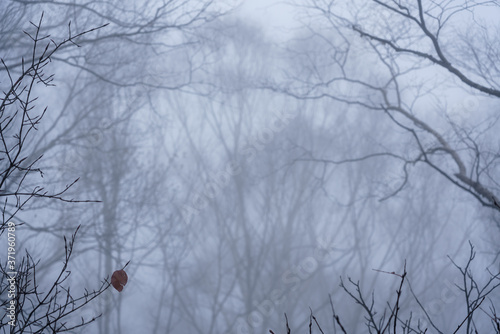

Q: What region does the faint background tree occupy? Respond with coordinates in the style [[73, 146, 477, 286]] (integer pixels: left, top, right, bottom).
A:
[[2, 0, 500, 333], [1, 0, 235, 333]]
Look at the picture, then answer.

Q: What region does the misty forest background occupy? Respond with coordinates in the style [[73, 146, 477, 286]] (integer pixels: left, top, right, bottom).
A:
[[1, 0, 500, 333]]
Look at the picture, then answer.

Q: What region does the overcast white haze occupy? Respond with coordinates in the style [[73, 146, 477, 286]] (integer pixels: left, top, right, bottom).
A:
[[237, 0, 298, 39], [1, 1, 500, 333]]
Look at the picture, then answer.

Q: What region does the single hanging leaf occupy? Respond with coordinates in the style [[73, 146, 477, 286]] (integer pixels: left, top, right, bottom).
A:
[[111, 269, 128, 292]]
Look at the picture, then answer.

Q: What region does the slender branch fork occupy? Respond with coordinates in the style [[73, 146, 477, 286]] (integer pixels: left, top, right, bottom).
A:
[[0, 13, 104, 231], [277, 0, 500, 213]]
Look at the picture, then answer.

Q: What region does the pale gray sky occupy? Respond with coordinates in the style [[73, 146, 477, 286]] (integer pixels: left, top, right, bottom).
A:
[[236, 0, 298, 40]]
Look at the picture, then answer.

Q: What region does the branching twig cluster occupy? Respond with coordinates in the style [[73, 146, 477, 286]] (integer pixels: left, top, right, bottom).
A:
[[281, 0, 500, 213], [270, 245, 500, 333], [0, 226, 112, 332], [0, 13, 111, 333], [0, 13, 104, 232]]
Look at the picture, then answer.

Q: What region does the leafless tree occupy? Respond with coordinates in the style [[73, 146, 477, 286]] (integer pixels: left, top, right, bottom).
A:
[[263, 0, 500, 331], [0, 14, 113, 333], [2, 0, 235, 332], [280, 0, 500, 213]]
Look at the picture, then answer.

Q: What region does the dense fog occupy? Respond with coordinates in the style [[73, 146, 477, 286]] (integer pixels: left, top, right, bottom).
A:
[[1, 1, 500, 333]]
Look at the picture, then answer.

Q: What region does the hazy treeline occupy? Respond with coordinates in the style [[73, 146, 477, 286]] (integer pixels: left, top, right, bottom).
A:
[[1, 0, 499, 333]]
